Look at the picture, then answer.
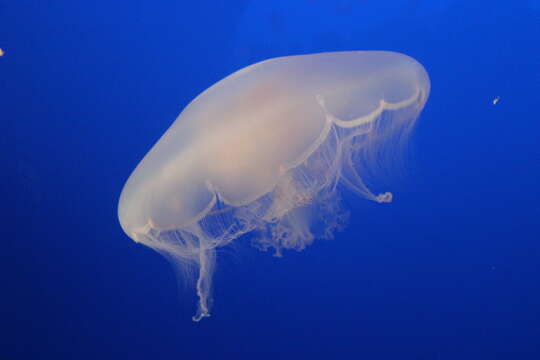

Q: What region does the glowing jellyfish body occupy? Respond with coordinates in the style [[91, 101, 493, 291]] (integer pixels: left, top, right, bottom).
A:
[[118, 51, 430, 321]]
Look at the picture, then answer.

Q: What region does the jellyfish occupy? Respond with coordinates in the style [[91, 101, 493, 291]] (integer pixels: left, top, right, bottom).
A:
[[118, 51, 430, 321]]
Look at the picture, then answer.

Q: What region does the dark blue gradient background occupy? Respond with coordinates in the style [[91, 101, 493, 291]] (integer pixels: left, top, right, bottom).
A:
[[3, 1, 539, 359]]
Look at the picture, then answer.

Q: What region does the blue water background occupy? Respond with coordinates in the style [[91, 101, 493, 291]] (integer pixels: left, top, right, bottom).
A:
[[3, 1, 539, 359]]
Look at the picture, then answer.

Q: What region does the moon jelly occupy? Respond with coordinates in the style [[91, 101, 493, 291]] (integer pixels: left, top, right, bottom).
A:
[[118, 51, 430, 321]]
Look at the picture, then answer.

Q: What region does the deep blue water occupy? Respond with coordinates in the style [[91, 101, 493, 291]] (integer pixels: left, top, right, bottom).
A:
[[3, 1, 540, 359]]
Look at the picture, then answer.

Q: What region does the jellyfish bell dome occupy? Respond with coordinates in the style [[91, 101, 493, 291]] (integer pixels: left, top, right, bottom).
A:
[[118, 51, 430, 321]]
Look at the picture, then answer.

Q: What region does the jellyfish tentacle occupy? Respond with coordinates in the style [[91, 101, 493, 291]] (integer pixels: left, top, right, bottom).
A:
[[316, 94, 392, 202], [338, 134, 394, 203], [375, 192, 393, 203], [192, 247, 215, 322]]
